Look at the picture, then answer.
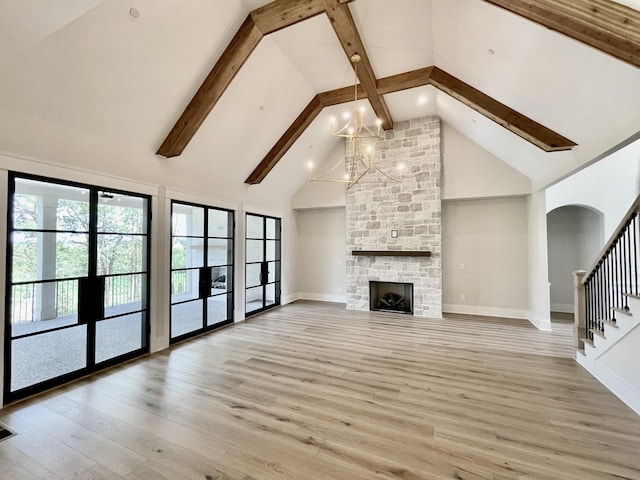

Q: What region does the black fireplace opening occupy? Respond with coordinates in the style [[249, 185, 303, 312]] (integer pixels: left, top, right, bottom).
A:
[[369, 281, 414, 315]]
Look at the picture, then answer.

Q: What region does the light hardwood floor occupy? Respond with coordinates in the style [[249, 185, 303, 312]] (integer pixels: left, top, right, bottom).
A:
[[1, 301, 639, 480]]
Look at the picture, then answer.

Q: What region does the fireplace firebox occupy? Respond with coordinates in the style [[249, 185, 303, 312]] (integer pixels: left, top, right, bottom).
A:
[[369, 281, 414, 315]]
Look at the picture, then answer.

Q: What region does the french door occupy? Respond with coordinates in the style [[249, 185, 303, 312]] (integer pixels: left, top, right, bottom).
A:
[[170, 201, 234, 342], [4, 174, 150, 403], [245, 213, 281, 316]]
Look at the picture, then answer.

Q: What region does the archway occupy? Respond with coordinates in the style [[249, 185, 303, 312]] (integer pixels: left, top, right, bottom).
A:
[[546, 205, 604, 316]]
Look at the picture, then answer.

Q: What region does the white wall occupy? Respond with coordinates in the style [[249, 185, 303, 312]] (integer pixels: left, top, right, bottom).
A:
[[293, 121, 538, 321], [294, 208, 346, 303], [546, 139, 640, 239], [292, 142, 347, 209], [547, 206, 604, 312], [441, 123, 531, 199], [442, 197, 530, 319]]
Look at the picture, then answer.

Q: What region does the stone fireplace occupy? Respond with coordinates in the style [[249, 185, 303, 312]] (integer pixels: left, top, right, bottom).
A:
[[346, 116, 441, 318], [370, 281, 414, 314]]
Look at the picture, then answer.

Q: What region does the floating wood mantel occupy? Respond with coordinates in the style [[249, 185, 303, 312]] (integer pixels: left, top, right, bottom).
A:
[[351, 250, 432, 257]]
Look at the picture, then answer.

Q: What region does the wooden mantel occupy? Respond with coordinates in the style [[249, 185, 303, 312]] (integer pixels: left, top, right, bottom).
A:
[[351, 250, 432, 257]]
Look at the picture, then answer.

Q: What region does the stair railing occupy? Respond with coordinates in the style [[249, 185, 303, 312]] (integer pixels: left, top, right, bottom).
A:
[[581, 196, 640, 343]]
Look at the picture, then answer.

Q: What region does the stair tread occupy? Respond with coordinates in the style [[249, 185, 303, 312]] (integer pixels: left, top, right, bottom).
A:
[[624, 293, 640, 299], [602, 319, 618, 328], [580, 337, 595, 347], [589, 328, 606, 339], [612, 306, 632, 316]]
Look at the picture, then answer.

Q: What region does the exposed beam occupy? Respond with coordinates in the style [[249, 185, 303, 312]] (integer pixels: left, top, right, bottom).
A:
[[245, 96, 324, 185], [245, 85, 366, 184], [318, 84, 367, 105], [157, 0, 354, 158], [376, 67, 433, 95], [245, 65, 578, 184], [428, 67, 577, 152], [251, 0, 326, 34], [157, 16, 262, 158], [321, 0, 394, 129], [484, 0, 640, 68]]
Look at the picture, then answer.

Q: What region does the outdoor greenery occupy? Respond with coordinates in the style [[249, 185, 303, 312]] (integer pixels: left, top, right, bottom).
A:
[[10, 191, 147, 323]]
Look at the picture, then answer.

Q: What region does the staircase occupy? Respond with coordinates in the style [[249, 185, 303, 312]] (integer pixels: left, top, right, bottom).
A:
[[580, 294, 640, 358], [575, 196, 640, 415]]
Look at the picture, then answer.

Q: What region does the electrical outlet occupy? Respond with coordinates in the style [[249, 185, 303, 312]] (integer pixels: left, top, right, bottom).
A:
[[391, 230, 398, 238], [460, 294, 465, 301], [459, 263, 465, 269]]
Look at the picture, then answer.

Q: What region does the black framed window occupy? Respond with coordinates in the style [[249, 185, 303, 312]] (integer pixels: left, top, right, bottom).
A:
[[245, 213, 281, 316], [170, 201, 234, 342], [4, 173, 150, 403]]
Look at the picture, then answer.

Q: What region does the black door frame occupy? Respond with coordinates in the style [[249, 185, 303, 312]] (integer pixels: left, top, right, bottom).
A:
[[169, 200, 234, 344], [3, 172, 151, 404], [244, 213, 281, 317]]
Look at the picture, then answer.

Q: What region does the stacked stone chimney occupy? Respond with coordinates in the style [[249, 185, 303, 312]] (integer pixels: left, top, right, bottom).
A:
[[345, 116, 442, 318]]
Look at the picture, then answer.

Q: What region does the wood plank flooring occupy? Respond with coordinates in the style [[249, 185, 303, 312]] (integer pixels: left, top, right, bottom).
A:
[[1, 300, 639, 479]]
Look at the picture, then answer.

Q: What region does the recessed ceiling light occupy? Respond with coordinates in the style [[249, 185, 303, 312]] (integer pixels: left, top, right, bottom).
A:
[[129, 7, 140, 18], [259, 105, 265, 111], [488, 48, 495, 55], [417, 95, 428, 105]]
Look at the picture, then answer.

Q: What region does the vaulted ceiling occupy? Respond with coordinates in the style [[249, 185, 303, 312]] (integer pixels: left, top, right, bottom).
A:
[[0, 0, 638, 197]]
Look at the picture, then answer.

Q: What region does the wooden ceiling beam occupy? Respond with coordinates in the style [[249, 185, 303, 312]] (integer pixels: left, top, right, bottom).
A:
[[251, 0, 326, 34], [245, 96, 324, 185], [428, 67, 577, 152], [376, 67, 433, 95], [157, 0, 358, 158], [318, 84, 367, 105], [483, 0, 640, 68], [321, 0, 394, 130], [157, 16, 262, 158], [245, 65, 577, 185]]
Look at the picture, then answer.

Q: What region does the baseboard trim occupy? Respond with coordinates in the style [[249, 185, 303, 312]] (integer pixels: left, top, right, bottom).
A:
[[443, 304, 529, 321], [528, 313, 553, 331], [577, 353, 640, 416], [282, 293, 300, 305], [298, 292, 347, 304], [551, 303, 573, 313]]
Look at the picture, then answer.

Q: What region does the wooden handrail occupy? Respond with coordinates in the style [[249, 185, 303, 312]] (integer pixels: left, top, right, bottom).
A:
[[582, 194, 640, 285]]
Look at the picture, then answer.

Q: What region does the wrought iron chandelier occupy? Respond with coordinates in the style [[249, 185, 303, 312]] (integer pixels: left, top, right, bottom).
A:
[[307, 54, 404, 190]]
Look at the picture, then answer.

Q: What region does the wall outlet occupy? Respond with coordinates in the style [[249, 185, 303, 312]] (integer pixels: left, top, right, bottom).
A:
[[460, 294, 465, 301], [391, 229, 398, 238]]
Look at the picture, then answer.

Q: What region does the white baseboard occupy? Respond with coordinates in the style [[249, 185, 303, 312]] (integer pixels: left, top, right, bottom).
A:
[[528, 313, 552, 331], [551, 303, 573, 313], [298, 292, 347, 304], [577, 353, 640, 416], [443, 304, 529, 321], [281, 293, 300, 305]]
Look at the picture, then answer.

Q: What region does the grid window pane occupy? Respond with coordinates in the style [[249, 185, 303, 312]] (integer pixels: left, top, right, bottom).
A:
[[209, 209, 230, 238], [208, 239, 232, 267], [172, 236, 205, 269], [246, 240, 264, 263], [98, 234, 144, 275], [95, 313, 143, 363], [246, 215, 264, 239], [98, 193, 146, 234], [11, 325, 87, 392]]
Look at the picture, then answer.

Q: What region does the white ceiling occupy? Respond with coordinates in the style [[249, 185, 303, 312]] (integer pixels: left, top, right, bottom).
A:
[[0, 0, 638, 197]]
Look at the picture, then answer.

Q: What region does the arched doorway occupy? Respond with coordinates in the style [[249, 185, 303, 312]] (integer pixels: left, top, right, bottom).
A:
[[546, 205, 604, 316]]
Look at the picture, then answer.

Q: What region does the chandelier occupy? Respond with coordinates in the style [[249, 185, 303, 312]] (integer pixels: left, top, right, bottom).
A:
[[307, 53, 404, 190]]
